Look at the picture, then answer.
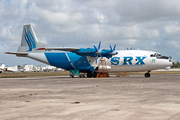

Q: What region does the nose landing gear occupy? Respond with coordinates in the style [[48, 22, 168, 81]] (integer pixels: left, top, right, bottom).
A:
[[144, 71, 151, 77]]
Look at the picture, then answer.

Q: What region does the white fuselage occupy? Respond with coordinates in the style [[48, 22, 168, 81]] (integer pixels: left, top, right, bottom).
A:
[[92, 50, 173, 72], [17, 50, 173, 73]]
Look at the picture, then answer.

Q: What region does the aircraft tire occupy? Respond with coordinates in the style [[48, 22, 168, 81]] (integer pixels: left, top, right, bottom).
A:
[[87, 72, 93, 78], [70, 75, 74, 78], [79, 74, 85, 78], [92, 72, 97, 78], [144, 73, 151, 77]]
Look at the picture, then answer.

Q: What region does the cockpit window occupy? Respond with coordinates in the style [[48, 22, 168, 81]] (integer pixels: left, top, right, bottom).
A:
[[157, 56, 169, 59], [156, 53, 162, 57], [151, 53, 161, 57], [151, 53, 169, 59], [155, 53, 169, 59]]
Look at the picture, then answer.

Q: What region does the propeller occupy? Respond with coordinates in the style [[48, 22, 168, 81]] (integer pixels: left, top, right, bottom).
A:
[[109, 44, 118, 55], [94, 42, 118, 63], [94, 41, 103, 63], [94, 41, 102, 55], [109, 44, 116, 52]]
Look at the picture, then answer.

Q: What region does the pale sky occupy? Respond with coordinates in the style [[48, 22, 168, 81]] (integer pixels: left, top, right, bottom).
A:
[[1, 0, 180, 66]]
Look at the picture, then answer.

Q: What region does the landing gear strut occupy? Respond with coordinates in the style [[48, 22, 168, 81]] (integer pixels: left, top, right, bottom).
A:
[[144, 71, 151, 77]]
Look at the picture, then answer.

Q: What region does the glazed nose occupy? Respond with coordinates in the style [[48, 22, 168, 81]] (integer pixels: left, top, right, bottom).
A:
[[172, 60, 175, 66], [169, 56, 175, 66]]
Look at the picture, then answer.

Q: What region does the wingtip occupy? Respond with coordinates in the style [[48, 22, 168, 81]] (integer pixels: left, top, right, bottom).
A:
[[5, 52, 10, 54]]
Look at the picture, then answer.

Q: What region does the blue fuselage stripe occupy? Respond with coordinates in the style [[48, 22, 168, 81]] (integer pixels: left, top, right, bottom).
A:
[[45, 52, 92, 71], [45, 52, 75, 70], [67, 53, 91, 70]]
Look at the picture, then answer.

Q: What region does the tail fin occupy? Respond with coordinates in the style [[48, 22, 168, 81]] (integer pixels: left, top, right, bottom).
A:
[[18, 24, 47, 52]]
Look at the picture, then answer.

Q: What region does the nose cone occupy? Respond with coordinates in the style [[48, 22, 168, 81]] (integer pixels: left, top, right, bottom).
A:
[[172, 59, 175, 66], [169, 57, 175, 66]]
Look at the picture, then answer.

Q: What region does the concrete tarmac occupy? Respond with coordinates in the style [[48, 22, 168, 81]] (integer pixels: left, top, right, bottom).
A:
[[0, 74, 180, 120]]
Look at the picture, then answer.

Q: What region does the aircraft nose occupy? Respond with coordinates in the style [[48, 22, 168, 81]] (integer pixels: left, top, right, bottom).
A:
[[169, 56, 175, 66], [172, 60, 175, 66]]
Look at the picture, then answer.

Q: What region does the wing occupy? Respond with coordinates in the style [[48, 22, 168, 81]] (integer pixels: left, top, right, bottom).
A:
[[36, 42, 118, 58], [36, 47, 80, 51], [36, 47, 97, 57]]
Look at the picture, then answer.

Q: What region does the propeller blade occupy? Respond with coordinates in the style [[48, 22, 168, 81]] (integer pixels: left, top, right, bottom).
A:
[[94, 45, 98, 52], [95, 56, 98, 63], [109, 45, 113, 51], [100, 54, 103, 59], [98, 41, 101, 50], [113, 44, 116, 51]]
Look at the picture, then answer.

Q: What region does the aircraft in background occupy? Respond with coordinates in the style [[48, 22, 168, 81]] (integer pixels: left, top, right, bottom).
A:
[[6, 24, 174, 77], [0, 64, 5, 73], [0, 64, 17, 73]]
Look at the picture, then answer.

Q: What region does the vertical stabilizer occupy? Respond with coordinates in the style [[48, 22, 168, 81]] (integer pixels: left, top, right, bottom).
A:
[[1, 64, 5, 68], [18, 24, 47, 52]]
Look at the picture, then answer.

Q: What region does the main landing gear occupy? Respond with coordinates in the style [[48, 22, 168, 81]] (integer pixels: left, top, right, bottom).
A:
[[87, 72, 97, 78], [144, 71, 151, 77]]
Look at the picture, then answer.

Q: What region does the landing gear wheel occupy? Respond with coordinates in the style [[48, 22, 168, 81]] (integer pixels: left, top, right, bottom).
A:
[[79, 74, 85, 78], [70, 75, 74, 78], [144, 73, 151, 77], [92, 72, 97, 78], [79, 74, 83, 78], [87, 72, 93, 78]]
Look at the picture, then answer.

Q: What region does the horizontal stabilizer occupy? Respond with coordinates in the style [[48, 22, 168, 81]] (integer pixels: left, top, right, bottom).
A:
[[5, 52, 29, 56]]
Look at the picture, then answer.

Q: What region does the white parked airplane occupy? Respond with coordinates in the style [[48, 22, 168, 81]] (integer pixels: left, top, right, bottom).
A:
[[6, 24, 174, 77], [0, 64, 17, 73], [0, 64, 5, 73]]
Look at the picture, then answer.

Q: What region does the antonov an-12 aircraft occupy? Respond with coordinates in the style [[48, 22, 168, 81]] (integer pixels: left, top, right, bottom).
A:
[[6, 24, 174, 77]]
